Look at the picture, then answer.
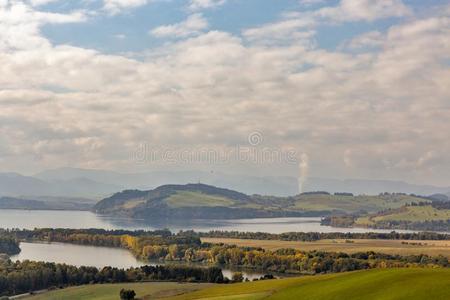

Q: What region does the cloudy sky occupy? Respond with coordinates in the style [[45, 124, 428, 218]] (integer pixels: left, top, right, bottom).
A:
[[0, 0, 449, 186]]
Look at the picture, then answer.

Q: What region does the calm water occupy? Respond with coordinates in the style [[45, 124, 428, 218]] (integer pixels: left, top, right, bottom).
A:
[[10, 242, 264, 280], [3, 209, 419, 281], [0, 209, 412, 234], [10, 242, 146, 269]]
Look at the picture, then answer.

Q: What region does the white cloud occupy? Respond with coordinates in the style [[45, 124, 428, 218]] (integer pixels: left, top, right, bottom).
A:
[[150, 13, 208, 38], [188, 0, 226, 11], [103, 0, 149, 15], [243, 17, 316, 45], [0, 1, 449, 185], [316, 0, 412, 22], [342, 31, 384, 49], [0, 1, 86, 51]]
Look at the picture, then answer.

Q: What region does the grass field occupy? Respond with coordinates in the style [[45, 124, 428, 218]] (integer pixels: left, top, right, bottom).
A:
[[29, 269, 450, 300], [202, 237, 450, 257], [165, 191, 236, 208], [293, 194, 426, 214], [169, 268, 450, 300], [375, 206, 450, 222], [28, 282, 210, 300]]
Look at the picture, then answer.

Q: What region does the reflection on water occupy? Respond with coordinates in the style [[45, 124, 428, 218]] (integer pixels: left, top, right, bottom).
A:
[[0, 209, 414, 234], [10, 242, 146, 269], [10, 242, 264, 280]]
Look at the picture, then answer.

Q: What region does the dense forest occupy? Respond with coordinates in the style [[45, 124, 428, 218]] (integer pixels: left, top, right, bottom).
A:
[[0, 260, 224, 297]]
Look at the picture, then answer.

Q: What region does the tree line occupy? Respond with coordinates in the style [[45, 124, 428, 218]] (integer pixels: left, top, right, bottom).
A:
[[2, 229, 450, 276], [0, 259, 224, 297], [196, 229, 450, 241]]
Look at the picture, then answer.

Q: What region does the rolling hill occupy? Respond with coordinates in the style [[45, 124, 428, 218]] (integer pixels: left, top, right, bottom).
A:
[[353, 203, 450, 231], [93, 183, 302, 219], [94, 184, 428, 219], [31, 268, 450, 300]]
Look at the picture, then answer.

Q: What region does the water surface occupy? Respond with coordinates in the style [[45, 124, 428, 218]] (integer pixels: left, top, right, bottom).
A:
[[0, 209, 413, 234], [10, 242, 264, 280]]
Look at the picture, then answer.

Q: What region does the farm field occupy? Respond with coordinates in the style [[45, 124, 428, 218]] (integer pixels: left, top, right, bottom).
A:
[[202, 237, 450, 257]]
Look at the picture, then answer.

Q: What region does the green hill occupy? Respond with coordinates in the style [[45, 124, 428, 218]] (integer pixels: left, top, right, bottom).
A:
[[32, 268, 450, 300], [293, 193, 425, 214], [94, 185, 428, 219], [354, 203, 450, 231], [171, 268, 450, 300]]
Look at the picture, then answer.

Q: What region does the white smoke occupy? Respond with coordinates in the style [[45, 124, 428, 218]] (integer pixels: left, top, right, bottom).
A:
[[298, 153, 309, 194]]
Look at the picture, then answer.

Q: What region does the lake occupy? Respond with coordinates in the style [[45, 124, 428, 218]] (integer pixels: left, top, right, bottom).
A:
[[10, 242, 265, 280], [0, 209, 412, 234]]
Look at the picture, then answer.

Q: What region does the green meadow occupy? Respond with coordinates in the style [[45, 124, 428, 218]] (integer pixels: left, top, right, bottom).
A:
[[31, 268, 450, 300]]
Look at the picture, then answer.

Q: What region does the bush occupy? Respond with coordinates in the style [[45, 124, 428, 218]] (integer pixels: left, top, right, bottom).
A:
[[120, 289, 136, 300]]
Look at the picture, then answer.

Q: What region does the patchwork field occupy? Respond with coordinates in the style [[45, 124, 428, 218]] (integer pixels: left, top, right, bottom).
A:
[[202, 237, 450, 257]]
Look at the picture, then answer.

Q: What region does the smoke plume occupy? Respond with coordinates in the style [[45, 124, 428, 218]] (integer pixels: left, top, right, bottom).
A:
[[298, 153, 309, 194]]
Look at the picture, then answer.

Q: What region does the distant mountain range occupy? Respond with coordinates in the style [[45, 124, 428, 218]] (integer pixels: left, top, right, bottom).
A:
[[0, 196, 94, 211], [0, 172, 120, 199], [303, 177, 450, 197], [0, 167, 448, 200]]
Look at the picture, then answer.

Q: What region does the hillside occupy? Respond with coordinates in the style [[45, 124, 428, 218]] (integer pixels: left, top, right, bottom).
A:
[[170, 268, 450, 300], [31, 268, 450, 300], [93, 183, 302, 219], [28, 282, 209, 300], [293, 193, 425, 214], [354, 203, 450, 231], [94, 184, 428, 219]]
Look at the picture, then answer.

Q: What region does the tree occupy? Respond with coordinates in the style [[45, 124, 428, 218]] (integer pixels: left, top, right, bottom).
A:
[[120, 289, 136, 300]]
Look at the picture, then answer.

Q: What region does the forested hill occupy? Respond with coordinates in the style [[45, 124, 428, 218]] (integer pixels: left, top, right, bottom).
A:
[[93, 184, 428, 220], [93, 183, 270, 219]]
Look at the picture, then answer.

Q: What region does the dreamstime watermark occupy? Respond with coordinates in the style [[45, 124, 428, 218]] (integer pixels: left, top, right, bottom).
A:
[[131, 132, 300, 165]]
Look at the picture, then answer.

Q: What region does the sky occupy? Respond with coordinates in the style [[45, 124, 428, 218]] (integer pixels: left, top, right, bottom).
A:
[[0, 0, 449, 186]]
